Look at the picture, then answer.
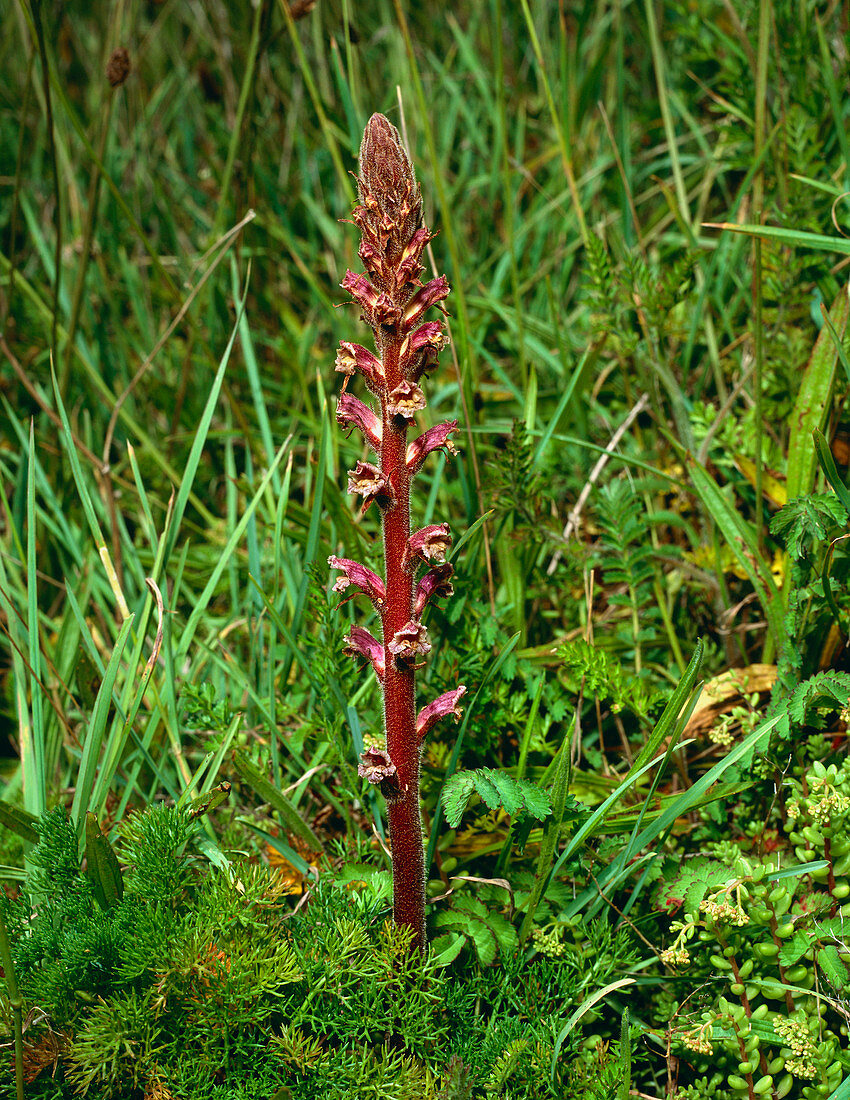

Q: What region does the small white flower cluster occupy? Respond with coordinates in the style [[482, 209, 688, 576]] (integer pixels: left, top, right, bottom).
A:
[[532, 926, 565, 958], [660, 946, 691, 966], [700, 887, 748, 926], [681, 1021, 713, 1055], [775, 1016, 818, 1079]]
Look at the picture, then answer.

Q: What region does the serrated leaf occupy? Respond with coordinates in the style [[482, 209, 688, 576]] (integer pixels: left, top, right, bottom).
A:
[[788, 671, 850, 727], [819, 944, 850, 993], [779, 930, 812, 968], [486, 913, 519, 954], [466, 920, 498, 967], [770, 493, 846, 559], [441, 768, 552, 828]]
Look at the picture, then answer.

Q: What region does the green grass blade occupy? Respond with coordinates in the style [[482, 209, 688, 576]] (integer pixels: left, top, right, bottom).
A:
[[70, 615, 135, 836]]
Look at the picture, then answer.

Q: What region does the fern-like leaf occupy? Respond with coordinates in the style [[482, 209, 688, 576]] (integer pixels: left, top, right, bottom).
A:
[[441, 769, 551, 829], [788, 670, 850, 728]]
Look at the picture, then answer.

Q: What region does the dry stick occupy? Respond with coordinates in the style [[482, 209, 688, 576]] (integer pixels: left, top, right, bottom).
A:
[[546, 392, 650, 575]]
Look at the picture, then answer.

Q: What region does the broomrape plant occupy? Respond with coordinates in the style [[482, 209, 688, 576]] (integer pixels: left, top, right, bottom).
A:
[[330, 114, 466, 952]]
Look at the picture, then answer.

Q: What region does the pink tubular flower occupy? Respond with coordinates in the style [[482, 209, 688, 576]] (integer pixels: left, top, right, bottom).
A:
[[395, 226, 432, 288], [336, 393, 382, 452], [388, 621, 431, 669], [406, 421, 459, 476], [358, 745, 403, 802], [343, 626, 385, 680], [405, 523, 452, 569], [402, 275, 450, 331], [335, 341, 384, 393], [399, 321, 445, 382], [328, 556, 386, 610], [347, 461, 394, 513], [416, 686, 467, 741], [341, 270, 402, 328], [386, 379, 426, 422], [414, 563, 455, 616]]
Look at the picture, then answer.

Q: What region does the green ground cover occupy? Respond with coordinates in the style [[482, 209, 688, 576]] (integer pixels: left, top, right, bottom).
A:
[[3, 2, 850, 1097]]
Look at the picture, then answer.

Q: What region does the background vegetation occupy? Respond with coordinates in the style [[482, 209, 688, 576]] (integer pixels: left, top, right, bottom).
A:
[[2, 1, 850, 1097]]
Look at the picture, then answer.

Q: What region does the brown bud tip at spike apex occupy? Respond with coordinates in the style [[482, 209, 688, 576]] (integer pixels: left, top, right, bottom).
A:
[[358, 114, 422, 229], [106, 48, 131, 88]]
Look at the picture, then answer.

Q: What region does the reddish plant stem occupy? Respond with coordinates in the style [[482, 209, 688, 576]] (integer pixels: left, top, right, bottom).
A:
[[380, 334, 425, 950]]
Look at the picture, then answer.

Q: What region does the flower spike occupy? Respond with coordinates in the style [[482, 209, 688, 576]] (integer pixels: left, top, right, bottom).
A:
[[414, 563, 455, 616], [402, 276, 450, 331], [335, 341, 384, 394], [386, 380, 426, 423], [358, 745, 404, 803], [405, 523, 452, 570], [347, 461, 394, 513], [388, 621, 431, 670], [336, 393, 382, 452], [331, 113, 466, 954], [399, 322, 445, 382]]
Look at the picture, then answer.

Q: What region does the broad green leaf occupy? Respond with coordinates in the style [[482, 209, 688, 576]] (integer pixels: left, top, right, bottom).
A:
[[84, 812, 124, 910], [232, 750, 323, 855], [786, 282, 849, 504]]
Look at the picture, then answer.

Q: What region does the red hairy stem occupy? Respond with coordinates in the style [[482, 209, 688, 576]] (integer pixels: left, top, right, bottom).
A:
[[333, 114, 464, 954], [380, 334, 424, 947]]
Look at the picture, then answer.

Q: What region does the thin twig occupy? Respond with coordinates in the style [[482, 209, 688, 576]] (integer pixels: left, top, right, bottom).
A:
[[547, 393, 650, 574]]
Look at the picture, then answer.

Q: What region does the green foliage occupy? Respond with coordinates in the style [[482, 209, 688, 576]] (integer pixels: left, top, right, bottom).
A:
[[181, 681, 238, 733], [787, 671, 850, 729], [440, 768, 551, 829], [557, 639, 665, 724], [431, 895, 518, 968], [655, 758, 850, 1099], [770, 494, 846, 561]]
